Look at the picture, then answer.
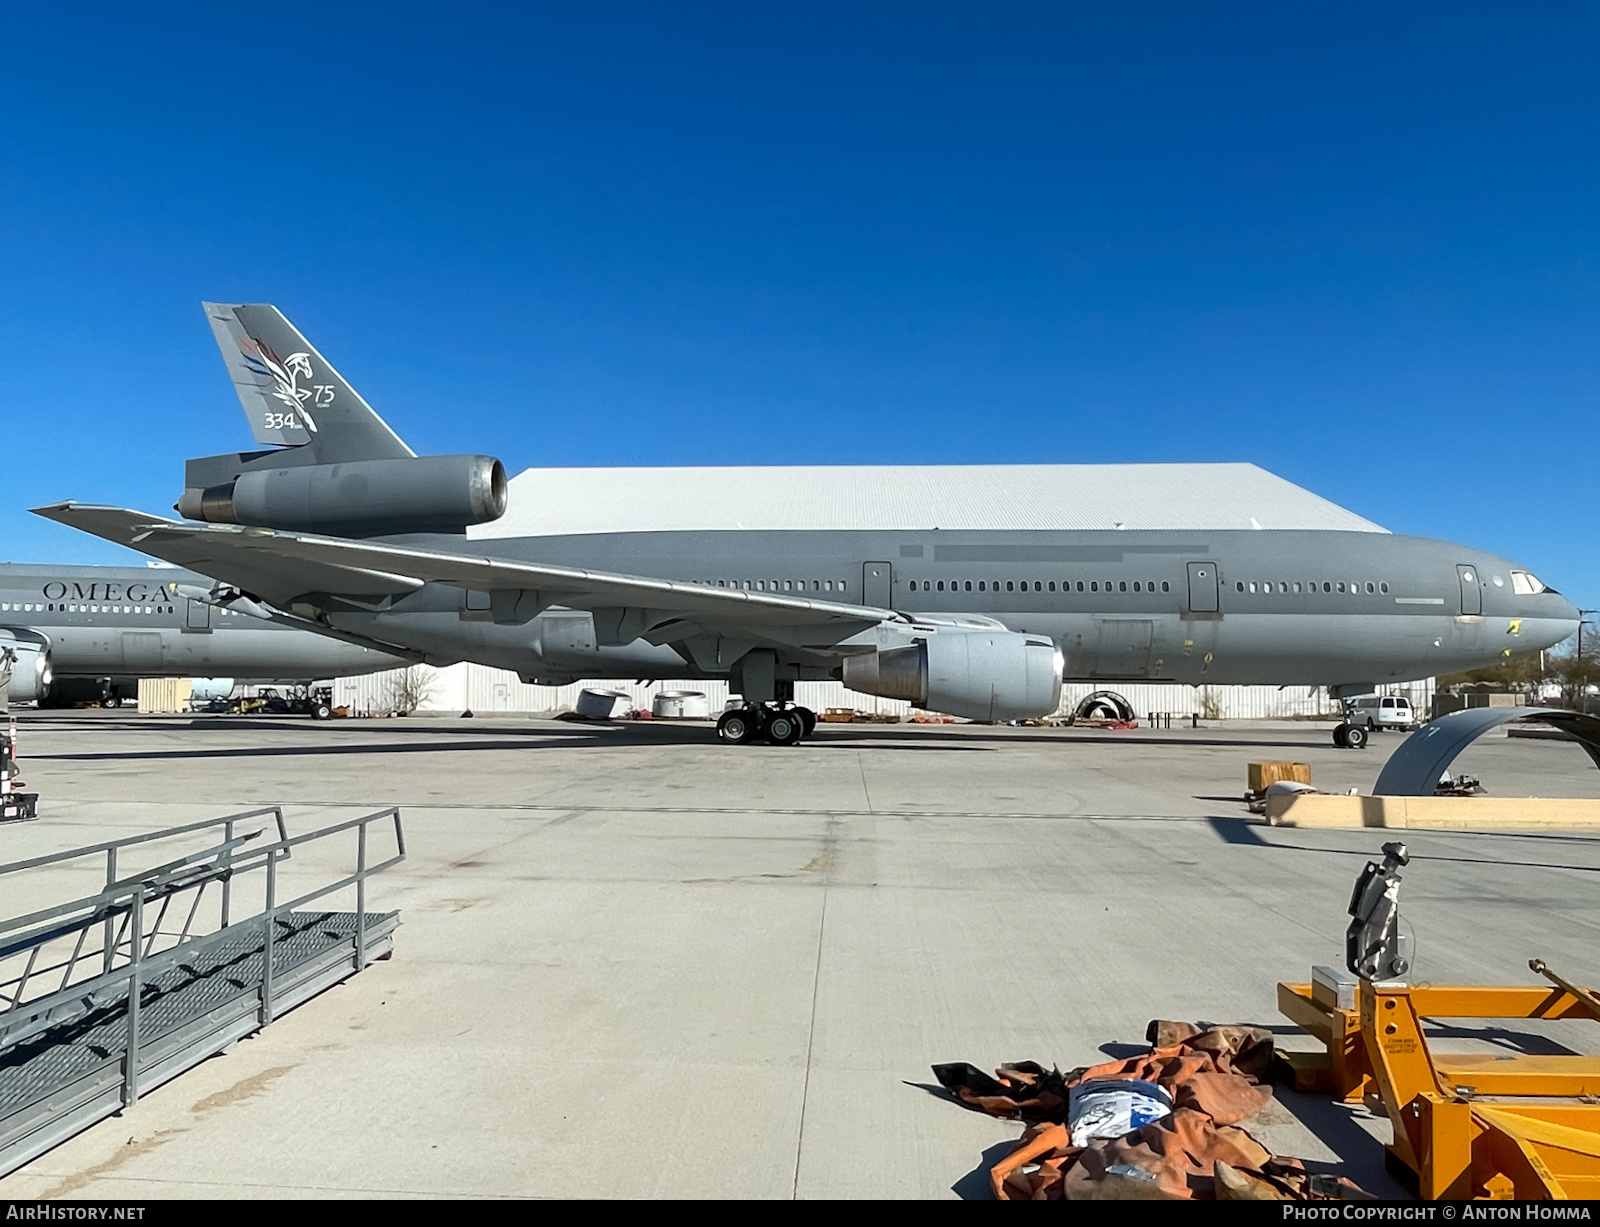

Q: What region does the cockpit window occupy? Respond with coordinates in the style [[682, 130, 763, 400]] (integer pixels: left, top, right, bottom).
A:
[[1510, 570, 1547, 595]]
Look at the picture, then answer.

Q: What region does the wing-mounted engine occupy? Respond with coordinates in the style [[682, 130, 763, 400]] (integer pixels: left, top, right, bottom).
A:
[[841, 627, 1063, 722], [0, 629, 53, 704], [176, 453, 508, 537]]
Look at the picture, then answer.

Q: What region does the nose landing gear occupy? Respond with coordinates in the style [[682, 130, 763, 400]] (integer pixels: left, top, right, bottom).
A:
[[1333, 722, 1369, 750]]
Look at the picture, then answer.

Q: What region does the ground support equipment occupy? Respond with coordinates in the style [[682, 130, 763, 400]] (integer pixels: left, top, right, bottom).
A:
[[1280, 974, 1600, 1199], [1278, 840, 1600, 1198], [0, 806, 404, 1177], [0, 721, 36, 824]]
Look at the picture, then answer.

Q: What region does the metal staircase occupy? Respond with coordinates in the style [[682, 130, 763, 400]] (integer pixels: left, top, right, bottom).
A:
[[0, 806, 404, 1176]]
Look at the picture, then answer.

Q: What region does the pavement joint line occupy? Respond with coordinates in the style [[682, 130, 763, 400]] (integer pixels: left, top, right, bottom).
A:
[[791, 814, 838, 1199], [42, 802, 1600, 849], [857, 750, 875, 814], [540, 809, 587, 827], [159, 802, 1251, 822]]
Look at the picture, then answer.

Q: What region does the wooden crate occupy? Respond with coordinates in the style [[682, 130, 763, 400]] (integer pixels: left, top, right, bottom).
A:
[[137, 677, 193, 714], [1248, 760, 1312, 794]]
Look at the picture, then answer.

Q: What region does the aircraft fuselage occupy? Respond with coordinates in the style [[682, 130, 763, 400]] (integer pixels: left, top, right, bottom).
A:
[[0, 564, 408, 682], [326, 527, 1578, 691]]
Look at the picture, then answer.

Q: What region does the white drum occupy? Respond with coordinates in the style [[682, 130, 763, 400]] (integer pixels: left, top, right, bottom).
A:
[[652, 690, 709, 719], [575, 688, 632, 719]]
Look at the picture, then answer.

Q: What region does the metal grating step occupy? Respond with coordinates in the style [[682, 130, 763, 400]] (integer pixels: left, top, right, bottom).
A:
[[0, 909, 398, 1176], [0, 911, 393, 1116]]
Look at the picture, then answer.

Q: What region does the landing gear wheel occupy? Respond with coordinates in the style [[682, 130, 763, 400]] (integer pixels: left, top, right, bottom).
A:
[[717, 709, 756, 745], [1333, 722, 1350, 748], [765, 709, 804, 746], [1345, 723, 1370, 750], [795, 706, 816, 738]]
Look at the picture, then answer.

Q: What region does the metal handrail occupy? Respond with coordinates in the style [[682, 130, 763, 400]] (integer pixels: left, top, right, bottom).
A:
[[0, 831, 268, 948], [0, 806, 289, 878]]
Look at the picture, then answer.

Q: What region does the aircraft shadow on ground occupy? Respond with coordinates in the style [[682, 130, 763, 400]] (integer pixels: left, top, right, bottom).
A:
[[1204, 817, 1600, 873], [33, 739, 593, 762], [23, 721, 988, 758], [18, 712, 1353, 753], [815, 729, 1345, 751]]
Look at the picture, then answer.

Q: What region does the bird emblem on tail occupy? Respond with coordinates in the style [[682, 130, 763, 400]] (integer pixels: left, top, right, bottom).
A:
[[236, 338, 327, 433]]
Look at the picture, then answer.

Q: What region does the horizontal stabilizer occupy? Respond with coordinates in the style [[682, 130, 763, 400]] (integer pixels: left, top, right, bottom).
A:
[[202, 303, 414, 462], [33, 504, 425, 604]]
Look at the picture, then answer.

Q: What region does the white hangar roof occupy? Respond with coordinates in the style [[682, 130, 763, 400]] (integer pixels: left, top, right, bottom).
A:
[[471, 462, 1388, 539]]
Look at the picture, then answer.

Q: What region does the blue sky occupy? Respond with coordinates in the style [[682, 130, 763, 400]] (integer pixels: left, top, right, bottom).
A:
[[2, 3, 1596, 622]]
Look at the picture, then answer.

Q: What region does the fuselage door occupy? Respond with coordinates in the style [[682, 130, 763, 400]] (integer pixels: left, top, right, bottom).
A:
[[185, 599, 212, 631], [1457, 564, 1482, 615], [862, 562, 892, 608], [1186, 562, 1219, 613]]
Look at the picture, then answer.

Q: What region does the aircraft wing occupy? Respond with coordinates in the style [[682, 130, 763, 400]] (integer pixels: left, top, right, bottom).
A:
[[32, 503, 893, 634]]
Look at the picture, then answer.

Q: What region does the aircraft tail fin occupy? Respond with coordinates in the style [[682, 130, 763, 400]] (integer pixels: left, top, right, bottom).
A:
[[202, 303, 415, 463]]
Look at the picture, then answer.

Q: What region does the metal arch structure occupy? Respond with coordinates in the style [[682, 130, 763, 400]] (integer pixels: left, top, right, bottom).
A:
[[1072, 690, 1136, 723], [1372, 706, 1600, 796]]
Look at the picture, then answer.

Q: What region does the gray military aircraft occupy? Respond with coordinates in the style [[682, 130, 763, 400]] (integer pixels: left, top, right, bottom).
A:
[[33, 303, 1580, 745], [0, 562, 413, 707]]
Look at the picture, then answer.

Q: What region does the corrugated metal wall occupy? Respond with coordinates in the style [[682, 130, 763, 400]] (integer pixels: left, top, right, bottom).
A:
[[332, 664, 1432, 721]]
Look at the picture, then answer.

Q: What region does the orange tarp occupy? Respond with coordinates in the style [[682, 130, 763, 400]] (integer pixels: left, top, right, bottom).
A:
[[935, 1022, 1364, 1201]]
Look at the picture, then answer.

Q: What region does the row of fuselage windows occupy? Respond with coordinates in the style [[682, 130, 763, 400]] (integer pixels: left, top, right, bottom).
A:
[[902, 579, 1393, 597], [908, 579, 1173, 594], [0, 602, 248, 618], [683, 577, 1395, 598], [692, 579, 849, 593], [1238, 581, 1391, 595], [1, 602, 177, 615]]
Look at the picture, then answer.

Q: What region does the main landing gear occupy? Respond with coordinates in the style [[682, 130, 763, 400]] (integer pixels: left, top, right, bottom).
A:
[[716, 703, 817, 747]]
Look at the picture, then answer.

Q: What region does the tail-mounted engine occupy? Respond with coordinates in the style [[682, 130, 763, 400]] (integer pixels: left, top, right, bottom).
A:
[[177, 453, 508, 537]]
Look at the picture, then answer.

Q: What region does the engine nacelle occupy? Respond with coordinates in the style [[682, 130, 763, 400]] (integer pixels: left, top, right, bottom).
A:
[[841, 629, 1063, 722], [0, 629, 53, 704], [177, 454, 508, 536]]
